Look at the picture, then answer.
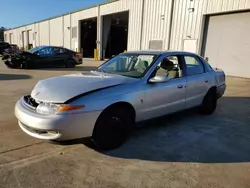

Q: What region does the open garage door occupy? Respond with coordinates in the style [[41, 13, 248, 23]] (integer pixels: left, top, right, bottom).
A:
[[80, 18, 97, 58], [102, 11, 129, 59], [202, 12, 250, 78]]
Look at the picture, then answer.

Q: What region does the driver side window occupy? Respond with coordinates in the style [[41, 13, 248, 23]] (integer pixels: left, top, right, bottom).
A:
[[154, 56, 182, 79], [38, 47, 54, 56]]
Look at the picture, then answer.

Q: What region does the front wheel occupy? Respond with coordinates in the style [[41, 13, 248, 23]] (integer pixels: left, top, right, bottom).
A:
[[66, 60, 75, 68], [21, 63, 28, 69], [200, 89, 217, 115], [93, 106, 134, 150]]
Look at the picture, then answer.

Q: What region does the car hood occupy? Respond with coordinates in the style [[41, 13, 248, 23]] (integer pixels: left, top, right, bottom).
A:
[[31, 71, 135, 103]]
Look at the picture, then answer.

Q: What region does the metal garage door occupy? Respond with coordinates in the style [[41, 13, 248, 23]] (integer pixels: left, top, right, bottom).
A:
[[203, 12, 250, 78]]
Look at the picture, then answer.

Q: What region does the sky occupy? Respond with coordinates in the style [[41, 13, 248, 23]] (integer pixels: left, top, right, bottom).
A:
[[0, 0, 107, 28]]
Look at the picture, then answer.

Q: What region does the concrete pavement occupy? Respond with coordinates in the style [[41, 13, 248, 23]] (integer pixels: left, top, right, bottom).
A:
[[0, 60, 250, 188]]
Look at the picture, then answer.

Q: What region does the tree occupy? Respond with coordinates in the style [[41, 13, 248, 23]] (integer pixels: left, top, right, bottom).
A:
[[0, 27, 7, 41]]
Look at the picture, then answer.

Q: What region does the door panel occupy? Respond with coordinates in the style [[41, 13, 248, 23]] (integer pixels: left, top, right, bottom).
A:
[[53, 47, 68, 67], [143, 78, 186, 119], [186, 73, 212, 108], [184, 55, 212, 108], [35, 47, 57, 67]]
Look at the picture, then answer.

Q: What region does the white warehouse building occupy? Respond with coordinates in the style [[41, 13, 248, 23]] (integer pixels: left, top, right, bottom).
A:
[[4, 0, 250, 78]]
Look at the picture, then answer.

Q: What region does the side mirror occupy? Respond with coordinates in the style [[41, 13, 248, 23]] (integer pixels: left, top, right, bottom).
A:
[[205, 57, 209, 61], [34, 52, 40, 56], [148, 75, 170, 83]]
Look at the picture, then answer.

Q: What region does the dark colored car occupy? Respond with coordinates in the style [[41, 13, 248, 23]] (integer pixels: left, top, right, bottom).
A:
[[3, 44, 20, 54], [0, 42, 10, 55], [2, 46, 83, 69]]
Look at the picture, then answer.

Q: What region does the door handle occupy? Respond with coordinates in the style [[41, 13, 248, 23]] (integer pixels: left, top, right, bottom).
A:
[[205, 80, 208, 83], [177, 84, 183, 89]]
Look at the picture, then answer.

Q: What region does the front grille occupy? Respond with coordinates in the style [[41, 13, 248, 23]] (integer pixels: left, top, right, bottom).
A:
[[23, 95, 39, 109]]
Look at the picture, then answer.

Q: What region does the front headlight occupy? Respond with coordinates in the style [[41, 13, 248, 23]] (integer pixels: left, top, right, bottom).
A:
[[36, 103, 85, 115]]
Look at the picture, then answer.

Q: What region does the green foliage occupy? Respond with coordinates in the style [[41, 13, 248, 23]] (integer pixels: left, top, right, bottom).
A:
[[0, 27, 6, 41]]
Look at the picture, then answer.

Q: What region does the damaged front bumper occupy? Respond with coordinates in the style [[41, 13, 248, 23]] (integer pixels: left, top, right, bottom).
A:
[[2, 51, 28, 68], [15, 96, 102, 141], [4, 59, 23, 68]]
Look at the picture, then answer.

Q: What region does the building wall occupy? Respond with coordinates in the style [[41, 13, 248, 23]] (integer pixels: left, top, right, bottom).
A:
[[207, 0, 250, 13], [71, 6, 98, 50], [63, 14, 71, 49], [170, 0, 207, 52], [16, 26, 27, 48], [100, 0, 143, 51], [4, 0, 250, 54], [34, 23, 39, 46], [170, 0, 250, 53], [141, 0, 173, 50], [39, 21, 50, 45], [50, 17, 63, 47]]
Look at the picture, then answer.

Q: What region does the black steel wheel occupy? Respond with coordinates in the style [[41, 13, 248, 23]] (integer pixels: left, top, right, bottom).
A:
[[93, 106, 134, 150], [66, 60, 75, 68], [20, 62, 28, 69], [200, 89, 217, 115]]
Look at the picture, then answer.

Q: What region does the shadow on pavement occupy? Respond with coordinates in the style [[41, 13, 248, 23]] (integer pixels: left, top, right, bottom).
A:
[[90, 96, 250, 163], [0, 74, 32, 80]]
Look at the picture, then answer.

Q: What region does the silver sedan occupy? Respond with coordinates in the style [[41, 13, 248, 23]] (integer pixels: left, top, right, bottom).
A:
[[15, 51, 226, 150]]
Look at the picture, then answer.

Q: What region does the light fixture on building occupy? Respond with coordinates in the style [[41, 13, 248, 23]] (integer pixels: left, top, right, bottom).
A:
[[67, 26, 70, 29], [161, 15, 165, 20], [188, 8, 195, 13], [116, 18, 120, 24]]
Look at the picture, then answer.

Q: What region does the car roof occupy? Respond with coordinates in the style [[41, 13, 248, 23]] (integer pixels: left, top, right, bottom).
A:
[[38, 45, 62, 48], [37, 45, 72, 51], [122, 50, 198, 56]]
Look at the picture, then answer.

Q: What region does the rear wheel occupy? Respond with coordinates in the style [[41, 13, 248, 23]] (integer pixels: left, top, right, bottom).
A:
[[93, 106, 134, 150], [200, 88, 217, 115], [66, 60, 75, 68]]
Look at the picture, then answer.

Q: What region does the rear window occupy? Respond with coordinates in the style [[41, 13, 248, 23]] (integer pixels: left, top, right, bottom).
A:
[[199, 56, 214, 72], [54, 47, 67, 54]]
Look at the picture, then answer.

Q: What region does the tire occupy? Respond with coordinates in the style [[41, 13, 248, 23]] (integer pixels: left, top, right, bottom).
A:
[[66, 60, 75, 68], [21, 63, 28, 69], [93, 106, 134, 150], [200, 89, 217, 115]]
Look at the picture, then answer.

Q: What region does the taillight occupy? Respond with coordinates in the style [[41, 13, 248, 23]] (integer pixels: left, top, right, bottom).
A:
[[76, 52, 82, 57]]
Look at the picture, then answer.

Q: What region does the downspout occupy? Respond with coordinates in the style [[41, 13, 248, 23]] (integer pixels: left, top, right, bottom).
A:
[[166, 0, 175, 50], [139, 0, 145, 50]]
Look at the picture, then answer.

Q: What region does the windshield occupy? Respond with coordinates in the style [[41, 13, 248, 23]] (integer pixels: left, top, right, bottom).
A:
[[27, 46, 44, 54], [97, 54, 158, 78]]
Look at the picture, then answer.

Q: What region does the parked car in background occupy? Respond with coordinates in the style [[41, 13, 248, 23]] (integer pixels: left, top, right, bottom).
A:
[[4, 44, 20, 53], [0, 42, 10, 55], [15, 51, 226, 150], [2, 45, 82, 69]]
